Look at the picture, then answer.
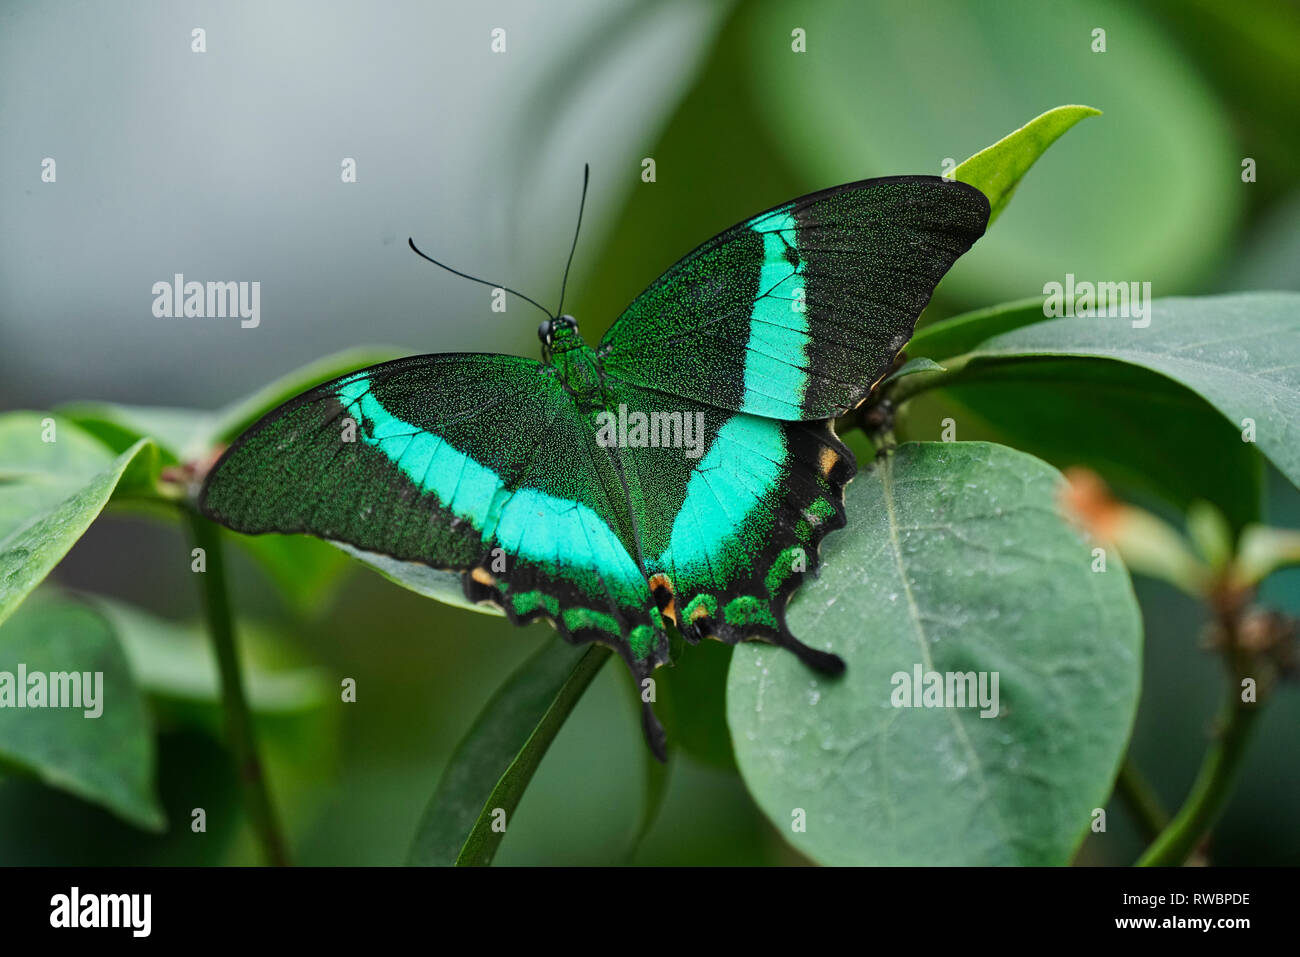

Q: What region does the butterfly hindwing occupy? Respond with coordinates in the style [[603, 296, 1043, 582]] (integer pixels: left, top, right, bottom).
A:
[[598, 175, 990, 420], [599, 379, 855, 672], [199, 354, 669, 680]]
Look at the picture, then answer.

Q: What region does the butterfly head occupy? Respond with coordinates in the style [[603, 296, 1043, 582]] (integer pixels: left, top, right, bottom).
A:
[[538, 314, 582, 355]]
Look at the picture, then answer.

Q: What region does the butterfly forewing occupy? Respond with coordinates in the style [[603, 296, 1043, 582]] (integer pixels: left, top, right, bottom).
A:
[[200, 353, 667, 671], [598, 176, 990, 420]]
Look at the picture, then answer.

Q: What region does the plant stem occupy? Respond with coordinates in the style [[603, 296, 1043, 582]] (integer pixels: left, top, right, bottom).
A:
[[1115, 757, 1169, 841], [186, 509, 291, 866], [1136, 681, 1260, 866]]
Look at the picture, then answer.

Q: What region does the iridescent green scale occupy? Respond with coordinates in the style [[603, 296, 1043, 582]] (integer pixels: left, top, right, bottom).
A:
[[200, 175, 989, 756]]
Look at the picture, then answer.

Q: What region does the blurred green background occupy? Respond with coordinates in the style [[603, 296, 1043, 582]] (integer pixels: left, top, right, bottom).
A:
[[1, 0, 1297, 864]]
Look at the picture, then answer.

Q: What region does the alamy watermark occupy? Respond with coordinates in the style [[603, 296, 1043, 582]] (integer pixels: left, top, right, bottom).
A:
[[890, 664, 1000, 718], [1043, 273, 1152, 328], [152, 274, 260, 328], [595, 404, 705, 459], [0, 665, 103, 717], [50, 887, 150, 937]]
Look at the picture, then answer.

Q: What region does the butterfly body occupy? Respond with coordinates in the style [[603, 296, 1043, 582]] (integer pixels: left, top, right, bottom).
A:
[[200, 175, 990, 757], [539, 316, 602, 406]]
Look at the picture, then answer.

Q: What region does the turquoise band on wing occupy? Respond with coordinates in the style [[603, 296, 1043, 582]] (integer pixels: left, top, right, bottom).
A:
[[660, 412, 786, 577], [338, 376, 788, 602], [740, 207, 808, 419], [336, 376, 646, 602]]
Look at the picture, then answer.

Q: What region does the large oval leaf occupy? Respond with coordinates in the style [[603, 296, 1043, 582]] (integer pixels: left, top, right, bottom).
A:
[[908, 298, 1050, 360], [0, 596, 164, 831], [728, 442, 1142, 865], [901, 359, 1264, 531], [968, 292, 1300, 492]]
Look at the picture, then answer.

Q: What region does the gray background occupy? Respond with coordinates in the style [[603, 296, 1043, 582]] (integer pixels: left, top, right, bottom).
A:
[[0, 0, 722, 409]]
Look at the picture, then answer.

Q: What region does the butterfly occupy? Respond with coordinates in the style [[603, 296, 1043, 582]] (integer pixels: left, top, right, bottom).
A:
[[199, 172, 989, 759]]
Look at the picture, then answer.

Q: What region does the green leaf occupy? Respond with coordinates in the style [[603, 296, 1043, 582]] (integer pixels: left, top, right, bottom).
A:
[[0, 596, 165, 830], [905, 359, 1264, 531], [1185, 501, 1234, 571], [332, 544, 502, 616], [953, 105, 1101, 227], [407, 638, 610, 866], [58, 404, 215, 462], [88, 596, 329, 714], [909, 298, 1052, 360], [210, 347, 403, 446], [627, 745, 673, 861], [656, 638, 738, 771], [233, 533, 354, 619], [1099, 503, 1208, 597], [728, 442, 1143, 865], [882, 356, 946, 385], [0, 413, 159, 628], [1236, 525, 1300, 586], [968, 292, 1300, 493], [61, 347, 403, 463], [898, 296, 1266, 532]]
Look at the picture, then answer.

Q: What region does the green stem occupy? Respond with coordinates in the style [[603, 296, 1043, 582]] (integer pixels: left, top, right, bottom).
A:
[[1136, 681, 1260, 866], [875, 428, 898, 450], [186, 509, 291, 866], [1115, 757, 1169, 841]]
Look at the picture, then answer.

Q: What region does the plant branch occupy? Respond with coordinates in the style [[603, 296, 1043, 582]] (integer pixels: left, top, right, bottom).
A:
[[1136, 676, 1260, 866], [186, 508, 290, 866], [1115, 757, 1169, 841]]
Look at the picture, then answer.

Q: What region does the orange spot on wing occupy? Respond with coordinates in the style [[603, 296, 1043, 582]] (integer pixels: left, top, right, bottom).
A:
[[819, 446, 839, 476], [649, 573, 676, 624]]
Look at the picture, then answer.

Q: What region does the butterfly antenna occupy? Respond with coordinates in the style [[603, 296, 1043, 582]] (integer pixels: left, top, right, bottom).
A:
[[554, 163, 590, 319], [407, 238, 553, 319]]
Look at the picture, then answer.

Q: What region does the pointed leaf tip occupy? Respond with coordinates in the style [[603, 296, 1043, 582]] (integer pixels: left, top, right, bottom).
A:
[[955, 105, 1102, 226]]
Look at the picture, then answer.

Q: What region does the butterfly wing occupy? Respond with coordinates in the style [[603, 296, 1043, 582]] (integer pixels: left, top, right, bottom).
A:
[[597, 175, 989, 420], [599, 379, 855, 672], [199, 354, 670, 710]]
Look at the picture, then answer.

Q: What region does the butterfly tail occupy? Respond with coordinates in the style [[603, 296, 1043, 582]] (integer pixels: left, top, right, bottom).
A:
[[770, 630, 846, 677], [640, 697, 668, 763], [626, 658, 668, 762]]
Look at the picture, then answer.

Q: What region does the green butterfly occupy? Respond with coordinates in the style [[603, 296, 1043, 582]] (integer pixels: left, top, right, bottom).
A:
[[200, 173, 989, 758]]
